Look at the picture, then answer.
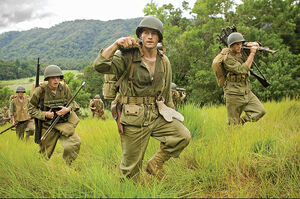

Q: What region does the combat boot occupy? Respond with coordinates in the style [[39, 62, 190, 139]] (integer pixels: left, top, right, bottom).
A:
[[146, 149, 170, 180]]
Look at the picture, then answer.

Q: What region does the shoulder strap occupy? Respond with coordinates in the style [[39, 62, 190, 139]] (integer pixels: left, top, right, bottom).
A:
[[157, 54, 168, 100]]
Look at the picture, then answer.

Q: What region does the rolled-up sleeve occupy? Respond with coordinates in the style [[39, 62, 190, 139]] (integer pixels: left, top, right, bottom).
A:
[[224, 55, 249, 74], [28, 87, 46, 121]]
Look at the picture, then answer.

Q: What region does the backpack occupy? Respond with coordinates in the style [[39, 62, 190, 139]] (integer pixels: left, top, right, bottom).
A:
[[212, 48, 229, 87]]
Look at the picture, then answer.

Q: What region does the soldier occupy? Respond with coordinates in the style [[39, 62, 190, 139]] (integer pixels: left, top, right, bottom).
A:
[[93, 16, 191, 180], [9, 86, 34, 140], [29, 65, 81, 165], [223, 32, 266, 125], [171, 83, 186, 109], [89, 94, 105, 119], [0, 106, 10, 126]]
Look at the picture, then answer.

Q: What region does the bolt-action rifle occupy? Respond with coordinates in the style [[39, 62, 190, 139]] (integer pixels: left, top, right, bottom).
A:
[[216, 25, 274, 88], [34, 57, 42, 144], [40, 81, 85, 141], [0, 121, 25, 135]]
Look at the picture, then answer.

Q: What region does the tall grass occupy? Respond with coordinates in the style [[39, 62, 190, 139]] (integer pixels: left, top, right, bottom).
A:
[[0, 99, 299, 198]]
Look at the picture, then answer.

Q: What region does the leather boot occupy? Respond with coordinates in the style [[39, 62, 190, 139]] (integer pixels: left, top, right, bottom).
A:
[[146, 148, 170, 180]]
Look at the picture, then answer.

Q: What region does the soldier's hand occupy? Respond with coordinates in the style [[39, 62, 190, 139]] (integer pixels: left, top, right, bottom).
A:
[[45, 109, 54, 119], [56, 106, 70, 116], [250, 46, 258, 54], [116, 37, 139, 49]]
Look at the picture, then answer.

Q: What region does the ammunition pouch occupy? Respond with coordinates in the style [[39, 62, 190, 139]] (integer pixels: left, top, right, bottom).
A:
[[119, 96, 156, 105], [226, 73, 247, 82]]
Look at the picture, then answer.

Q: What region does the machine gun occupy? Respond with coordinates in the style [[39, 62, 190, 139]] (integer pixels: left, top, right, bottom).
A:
[[216, 25, 273, 88], [40, 81, 85, 141]]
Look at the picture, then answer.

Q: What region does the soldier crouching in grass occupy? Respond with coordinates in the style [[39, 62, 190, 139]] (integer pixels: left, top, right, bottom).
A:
[[223, 32, 266, 125], [9, 85, 34, 141], [93, 16, 191, 181], [89, 94, 105, 119], [29, 65, 81, 165]]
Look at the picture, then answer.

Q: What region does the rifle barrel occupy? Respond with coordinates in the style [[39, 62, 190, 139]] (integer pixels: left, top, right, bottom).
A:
[[242, 46, 277, 55]]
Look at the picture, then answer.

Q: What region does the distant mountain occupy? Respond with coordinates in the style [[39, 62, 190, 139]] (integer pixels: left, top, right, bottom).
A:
[[0, 18, 142, 70]]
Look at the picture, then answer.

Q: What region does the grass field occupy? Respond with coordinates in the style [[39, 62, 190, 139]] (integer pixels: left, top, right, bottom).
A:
[[0, 99, 299, 198], [0, 70, 81, 90]]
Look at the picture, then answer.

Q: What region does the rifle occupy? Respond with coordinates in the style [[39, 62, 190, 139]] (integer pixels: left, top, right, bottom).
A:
[[40, 81, 85, 141], [34, 58, 42, 144], [216, 25, 271, 88], [242, 46, 277, 55], [0, 121, 24, 135], [176, 87, 186, 92]]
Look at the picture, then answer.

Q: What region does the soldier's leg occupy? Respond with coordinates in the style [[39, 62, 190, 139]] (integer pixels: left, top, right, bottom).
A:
[[241, 92, 266, 123], [147, 116, 191, 179], [16, 122, 26, 140], [119, 125, 151, 178], [25, 119, 34, 141], [225, 94, 246, 125], [40, 128, 60, 159], [59, 132, 81, 165]]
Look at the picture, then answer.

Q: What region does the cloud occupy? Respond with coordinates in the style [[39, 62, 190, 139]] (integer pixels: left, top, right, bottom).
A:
[[0, 0, 53, 28]]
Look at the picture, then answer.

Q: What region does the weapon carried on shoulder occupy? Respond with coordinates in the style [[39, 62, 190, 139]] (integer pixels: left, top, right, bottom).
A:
[[176, 87, 186, 92], [40, 81, 85, 141], [216, 25, 274, 88], [0, 121, 25, 135]]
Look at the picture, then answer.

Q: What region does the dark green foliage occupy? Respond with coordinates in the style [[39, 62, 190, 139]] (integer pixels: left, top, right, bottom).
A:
[[0, 18, 142, 70], [0, 59, 36, 80], [0, 87, 14, 107]]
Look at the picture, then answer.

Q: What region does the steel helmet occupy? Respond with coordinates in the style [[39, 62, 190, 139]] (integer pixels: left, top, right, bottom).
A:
[[44, 65, 64, 81], [171, 83, 177, 90], [136, 16, 163, 42], [227, 32, 245, 47], [16, 85, 26, 93], [94, 94, 100, 99]]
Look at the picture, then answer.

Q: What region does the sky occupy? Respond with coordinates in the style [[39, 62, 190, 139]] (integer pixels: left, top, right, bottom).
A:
[[0, 0, 197, 34]]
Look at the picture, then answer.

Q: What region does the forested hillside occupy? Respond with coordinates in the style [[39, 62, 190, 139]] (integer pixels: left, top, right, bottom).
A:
[[0, 18, 142, 71]]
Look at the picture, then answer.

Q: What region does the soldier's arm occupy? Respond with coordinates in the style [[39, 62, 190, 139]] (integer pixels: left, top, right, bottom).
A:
[[9, 101, 15, 124], [223, 55, 250, 74], [93, 37, 138, 77], [28, 87, 47, 120]]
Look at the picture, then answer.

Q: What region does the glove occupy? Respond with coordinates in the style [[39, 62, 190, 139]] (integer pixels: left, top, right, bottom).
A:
[[156, 99, 184, 122]]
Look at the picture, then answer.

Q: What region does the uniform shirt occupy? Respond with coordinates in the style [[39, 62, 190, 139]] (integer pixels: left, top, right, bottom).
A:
[[89, 99, 104, 111], [223, 50, 252, 95], [9, 95, 30, 122], [29, 82, 79, 127], [93, 48, 174, 109]]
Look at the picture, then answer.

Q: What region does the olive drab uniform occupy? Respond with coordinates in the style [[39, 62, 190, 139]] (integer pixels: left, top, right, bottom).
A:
[[93, 47, 191, 178], [171, 90, 181, 108], [89, 98, 105, 119], [223, 49, 266, 125], [29, 82, 81, 164], [9, 95, 34, 139]]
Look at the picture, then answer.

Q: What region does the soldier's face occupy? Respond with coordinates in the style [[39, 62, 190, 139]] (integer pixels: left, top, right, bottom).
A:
[[48, 76, 61, 90], [141, 28, 159, 49], [231, 42, 243, 53], [17, 92, 24, 98]]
